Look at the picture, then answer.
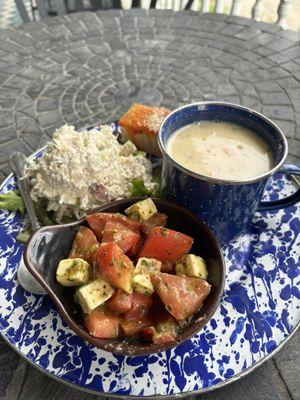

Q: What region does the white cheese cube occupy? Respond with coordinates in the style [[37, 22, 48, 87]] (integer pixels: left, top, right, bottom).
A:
[[175, 254, 208, 279], [135, 257, 162, 274], [75, 278, 114, 313], [132, 274, 154, 295], [120, 140, 137, 156], [125, 198, 157, 221], [56, 258, 90, 286], [132, 257, 161, 295]]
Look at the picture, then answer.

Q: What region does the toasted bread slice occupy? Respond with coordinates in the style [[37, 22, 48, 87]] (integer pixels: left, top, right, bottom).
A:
[[119, 103, 170, 156]]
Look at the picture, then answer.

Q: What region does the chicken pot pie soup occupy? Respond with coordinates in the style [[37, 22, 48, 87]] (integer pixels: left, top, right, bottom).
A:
[[166, 121, 273, 181]]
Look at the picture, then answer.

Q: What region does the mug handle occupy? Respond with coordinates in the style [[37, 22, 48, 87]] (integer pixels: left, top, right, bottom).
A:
[[258, 163, 300, 212]]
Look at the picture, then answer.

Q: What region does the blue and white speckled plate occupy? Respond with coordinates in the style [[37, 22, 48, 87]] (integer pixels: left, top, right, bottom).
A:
[[0, 124, 299, 397]]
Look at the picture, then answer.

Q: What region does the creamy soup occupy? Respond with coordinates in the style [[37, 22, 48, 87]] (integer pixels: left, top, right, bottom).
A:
[[167, 121, 272, 181]]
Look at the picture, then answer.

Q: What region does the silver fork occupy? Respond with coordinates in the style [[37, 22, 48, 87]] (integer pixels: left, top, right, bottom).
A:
[[9, 152, 46, 295]]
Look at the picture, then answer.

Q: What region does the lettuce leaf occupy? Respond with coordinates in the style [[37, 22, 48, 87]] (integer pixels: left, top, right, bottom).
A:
[[34, 198, 55, 226], [0, 191, 56, 226], [130, 178, 161, 198], [0, 190, 25, 215], [130, 179, 152, 197]]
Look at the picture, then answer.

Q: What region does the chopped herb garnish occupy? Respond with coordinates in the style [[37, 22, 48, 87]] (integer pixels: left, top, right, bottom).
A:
[[161, 228, 168, 237]]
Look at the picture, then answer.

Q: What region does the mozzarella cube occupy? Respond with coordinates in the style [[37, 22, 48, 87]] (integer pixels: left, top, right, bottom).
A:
[[135, 257, 162, 274], [175, 254, 208, 279], [132, 257, 161, 295], [75, 278, 114, 313], [125, 198, 157, 221], [56, 258, 90, 286], [132, 273, 154, 295]]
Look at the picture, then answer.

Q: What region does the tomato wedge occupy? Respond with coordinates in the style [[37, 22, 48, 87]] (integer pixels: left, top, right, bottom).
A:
[[121, 316, 153, 336], [153, 314, 177, 344], [142, 326, 156, 341], [138, 227, 193, 262], [152, 330, 176, 344], [126, 235, 143, 259], [97, 242, 134, 293], [69, 226, 100, 264], [143, 308, 178, 344], [102, 221, 140, 254], [125, 291, 153, 321], [87, 212, 140, 240], [107, 289, 133, 314], [84, 310, 120, 338], [151, 273, 211, 320], [161, 261, 175, 273], [140, 212, 168, 235], [144, 326, 177, 344]]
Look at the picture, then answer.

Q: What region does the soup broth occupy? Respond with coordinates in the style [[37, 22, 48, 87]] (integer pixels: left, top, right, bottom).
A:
[[167, 121, 272, 181]]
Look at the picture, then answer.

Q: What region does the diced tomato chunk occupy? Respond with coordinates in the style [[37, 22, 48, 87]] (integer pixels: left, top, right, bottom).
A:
[[140, 213, 168, 235], [69, 226, 100, 264], [127, 235, 143, 259], [84, 310, 120, 338], [102, 221, 140, 254], [87, 212, 140, 240], [138, 227, 193, 262], [125, 291, 153, 321], [142, 326, 156, 340], [142, 316, 177, 344], [153, 314, 177, 344], [121, 316, 153, 336], [106, 289, 132, 314], [97, 242, 134, 293], [161, 261, 175, 273], [153, 331, 176, 344], [151, 273, 211, 320]]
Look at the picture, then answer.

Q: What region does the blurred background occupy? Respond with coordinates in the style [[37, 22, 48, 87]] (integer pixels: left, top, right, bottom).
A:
[[0, 0, 300, 30]]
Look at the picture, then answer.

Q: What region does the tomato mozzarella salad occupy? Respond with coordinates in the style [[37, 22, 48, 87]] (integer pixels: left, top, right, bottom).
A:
[[56, 198, 211, 345]]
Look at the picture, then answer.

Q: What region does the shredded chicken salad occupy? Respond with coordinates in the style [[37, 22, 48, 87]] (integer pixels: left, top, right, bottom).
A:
[[26, 125, 157, 221]]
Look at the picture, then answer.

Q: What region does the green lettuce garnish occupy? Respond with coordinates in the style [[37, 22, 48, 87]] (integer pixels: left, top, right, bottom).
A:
[[34, 198, 55, 226], [130, 179, 152, 197], [0, 191, 56, 227], [0, 190, 25, 215], [130, 178, 161, 198]]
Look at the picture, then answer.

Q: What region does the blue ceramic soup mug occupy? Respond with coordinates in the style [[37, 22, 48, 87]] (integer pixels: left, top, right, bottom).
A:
[[158, 102, 300, 243]]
